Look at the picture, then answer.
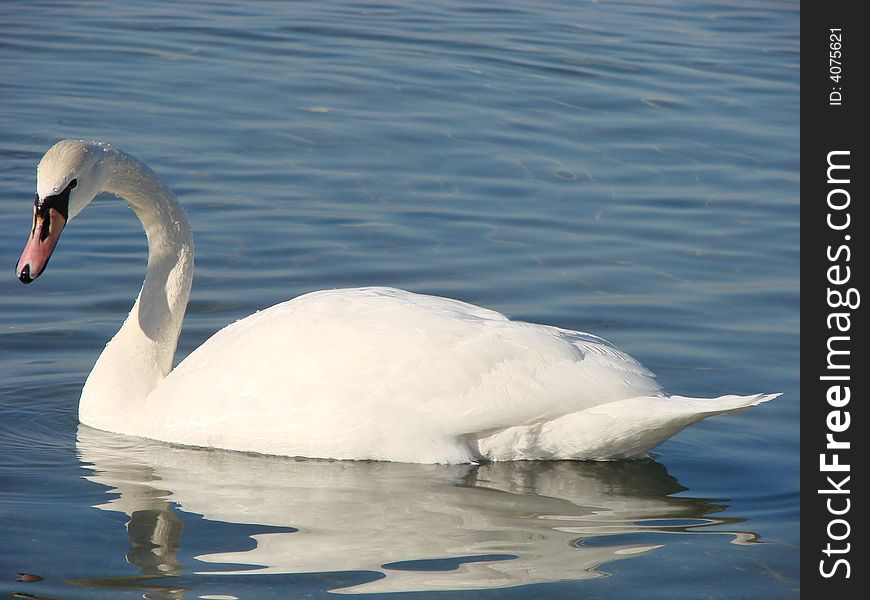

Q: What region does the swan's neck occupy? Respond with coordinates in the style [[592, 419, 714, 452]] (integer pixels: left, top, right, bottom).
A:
[[79, 151, 194, 433]]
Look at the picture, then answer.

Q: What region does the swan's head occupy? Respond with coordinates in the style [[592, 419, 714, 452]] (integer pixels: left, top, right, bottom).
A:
[[16, 140, 111, 284]]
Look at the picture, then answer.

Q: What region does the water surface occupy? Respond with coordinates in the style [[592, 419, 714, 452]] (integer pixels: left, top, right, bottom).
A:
[[0, 1, 799, 598]]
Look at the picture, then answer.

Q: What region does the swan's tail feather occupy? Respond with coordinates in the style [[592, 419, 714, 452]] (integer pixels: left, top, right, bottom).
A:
[[477, 392, 781, 461], [665, 392, 781, 415]]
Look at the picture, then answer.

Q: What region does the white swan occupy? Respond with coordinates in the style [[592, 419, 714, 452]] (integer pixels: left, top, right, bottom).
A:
[[16, 140, 778, 463]]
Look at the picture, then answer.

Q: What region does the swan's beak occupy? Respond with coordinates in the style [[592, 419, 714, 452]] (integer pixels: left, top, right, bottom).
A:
[[16, 206, 66, 284]]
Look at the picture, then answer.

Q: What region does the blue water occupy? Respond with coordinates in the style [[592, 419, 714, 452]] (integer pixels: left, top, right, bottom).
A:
[[0, 0, 799, 598]]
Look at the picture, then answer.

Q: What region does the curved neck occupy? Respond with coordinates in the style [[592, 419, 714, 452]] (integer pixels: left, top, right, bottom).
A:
[[79, 150, 194, 433]]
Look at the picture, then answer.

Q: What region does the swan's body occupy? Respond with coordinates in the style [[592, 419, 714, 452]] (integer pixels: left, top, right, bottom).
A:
[[17, 140, 777, 463]]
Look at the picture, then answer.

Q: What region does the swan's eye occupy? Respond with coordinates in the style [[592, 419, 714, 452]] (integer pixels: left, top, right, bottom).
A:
[[34, 179, 75, 220]]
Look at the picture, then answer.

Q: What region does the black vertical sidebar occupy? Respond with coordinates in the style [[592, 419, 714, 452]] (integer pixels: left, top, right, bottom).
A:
[[802, 2, 866, 597]]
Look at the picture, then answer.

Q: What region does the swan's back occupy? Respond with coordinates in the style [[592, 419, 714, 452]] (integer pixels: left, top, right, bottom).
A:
[[140, 287, 665, 462]]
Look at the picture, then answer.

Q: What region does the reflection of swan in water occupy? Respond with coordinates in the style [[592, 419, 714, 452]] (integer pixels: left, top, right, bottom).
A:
[[77, 427, 758, 594]]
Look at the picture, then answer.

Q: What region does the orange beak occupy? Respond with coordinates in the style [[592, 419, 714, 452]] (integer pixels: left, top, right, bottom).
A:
[[16, 205, 66, 283]]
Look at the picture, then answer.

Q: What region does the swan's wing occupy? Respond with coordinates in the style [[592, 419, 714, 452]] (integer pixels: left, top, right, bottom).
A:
[[146, 287, 661, 460]]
